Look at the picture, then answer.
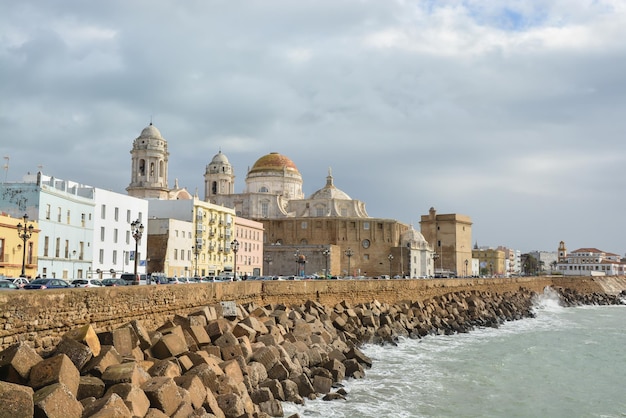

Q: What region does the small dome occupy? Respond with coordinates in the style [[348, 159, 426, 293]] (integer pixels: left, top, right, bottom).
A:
[[403, 228, 428, 245], [249, 152, 299, 175], [211, 151, 230, 165], [139, 123, 163, 139], [309, 169, 351, 200]]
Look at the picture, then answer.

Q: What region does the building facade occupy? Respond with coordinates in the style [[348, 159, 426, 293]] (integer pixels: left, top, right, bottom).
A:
[[0, 213, 39, 278], [420, 207, 473, 277], [0, 173, 147, 279], [233, 217, 264, 278], [556, 242, 625, 276]]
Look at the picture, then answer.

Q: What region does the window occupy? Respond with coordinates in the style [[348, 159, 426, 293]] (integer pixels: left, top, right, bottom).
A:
[[0, 238, 3, 262], [363, 222, 370, 230], [259, 186, 269, 193], [101, 205, 106, 219], [45, 204, 51, 220], [81, 213, 86, 227], [113, 229, 118, 243], [174, 249, 178, 260], [57, 207, 62, 222], [261, 202, 269, 218], [64, 240, 69, 258], [43, 236, 49, 257], [112, 250, 117, 264], [316, 206, 326, 216], [126, 210, 131, 223], [100, 227, 105, 241], [55, 238, 60, 257], [66, 210, 70, 224], [126, 231, 130, 244], [99, 249, 104, 263], [301, 221, 307, 229]]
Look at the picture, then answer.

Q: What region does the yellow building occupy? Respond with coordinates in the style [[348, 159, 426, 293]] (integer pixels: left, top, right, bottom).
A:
[[0, 213, 39, 278], [472, 247, 506, 277]]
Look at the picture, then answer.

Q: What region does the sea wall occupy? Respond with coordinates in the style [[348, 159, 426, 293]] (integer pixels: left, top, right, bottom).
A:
[[0, 276, 620, 351]]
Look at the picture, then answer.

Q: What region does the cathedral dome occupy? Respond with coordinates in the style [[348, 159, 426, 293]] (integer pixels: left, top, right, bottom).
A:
[[211, 151, 230, 165], [308, 169, 351, 200], [139, 123, 163, 139], [249, 152, 300, 175], [402, 228, 428, 245]]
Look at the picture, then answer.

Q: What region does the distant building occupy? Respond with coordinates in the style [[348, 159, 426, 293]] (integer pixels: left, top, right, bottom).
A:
[[527, 250, 558, 274], [0, 172, 147, 279], [0, 213, 39, 278], [472, 246, 506, 276], [420, 207, 473, 277], [556, 241, 625, 276]]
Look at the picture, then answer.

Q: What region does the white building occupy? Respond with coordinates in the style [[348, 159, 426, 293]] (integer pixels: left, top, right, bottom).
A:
[[0, 173, 147, 279], [556, 241, 626, 276]]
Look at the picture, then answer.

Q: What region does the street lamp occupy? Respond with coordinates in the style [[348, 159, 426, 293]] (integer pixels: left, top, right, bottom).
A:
[[192, 245, 201, 277], [345, 248, 354, 277], [465, 259, 469, 278], [131, 219, 144, 284], [432, 252, 439, 277], [388, 254, 394, 278], [16, 214, 34, 278], [322, 248, 330, 278], [264, 255, 272, 275], [231, 239, 239, 280]]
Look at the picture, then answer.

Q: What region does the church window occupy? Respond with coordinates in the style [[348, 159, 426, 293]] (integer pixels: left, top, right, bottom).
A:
[[341, 208, 347, 216], [261, 202, 269, 218], [212, 181, 217, 195], [259, 186, 269, 193], [150, 162, 155, 177], [139, 160, 145, 176], [363, 222, 370, 230], [316, 206, 326, 216], [159, 161, 164, 178], [301, 221, 307, 229]]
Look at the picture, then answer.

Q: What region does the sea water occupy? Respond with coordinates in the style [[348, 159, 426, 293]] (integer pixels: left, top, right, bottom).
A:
[[284, 289, 626, 418]]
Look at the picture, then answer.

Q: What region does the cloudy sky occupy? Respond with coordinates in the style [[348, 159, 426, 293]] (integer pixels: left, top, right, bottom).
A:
[[2, 0, 626, 254]]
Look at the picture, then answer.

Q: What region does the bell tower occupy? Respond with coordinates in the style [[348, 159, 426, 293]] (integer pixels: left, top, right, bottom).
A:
[[204, 150, 235, 202], [126, 123, 170, 199], [558, 241, 567, 262]]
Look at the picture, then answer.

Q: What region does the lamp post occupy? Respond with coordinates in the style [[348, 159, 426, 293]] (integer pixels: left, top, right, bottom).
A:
[[322, 248, 330, 278], [131, 219, 144, 284], [264, 255, 272, 276], [489, 262, 493, 277], [231, 239, 239, 280], [192, 245, 201, 277], [16, 214, 34, 278], [432, 252, 439, 278], [388, 254, 394, 278], [465, 259, 469, 278], [344, 248, 354, 277]]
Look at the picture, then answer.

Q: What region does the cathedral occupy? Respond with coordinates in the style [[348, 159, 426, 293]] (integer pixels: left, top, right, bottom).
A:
[[126, 123, 435, 278]]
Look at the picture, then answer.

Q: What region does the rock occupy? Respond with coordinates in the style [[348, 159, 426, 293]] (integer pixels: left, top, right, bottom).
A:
[[33, 383, 83, 418], [0, 342, 43, 384], [105, 382, 151, 417], [0, 380, 34, 418], [29, 353, 80, 398], [141, 376, 183, 416]]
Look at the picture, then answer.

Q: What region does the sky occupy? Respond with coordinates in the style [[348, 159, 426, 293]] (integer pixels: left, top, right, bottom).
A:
[[2, 0, 626, 255]]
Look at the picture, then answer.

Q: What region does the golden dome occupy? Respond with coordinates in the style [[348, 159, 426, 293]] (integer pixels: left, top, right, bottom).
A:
[[249, 152, 299, 174]]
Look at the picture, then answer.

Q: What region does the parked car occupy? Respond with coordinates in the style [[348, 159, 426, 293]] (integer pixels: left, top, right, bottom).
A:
[[101, 278, 127, 287], [119, 273, 140, 285], [0, 279, 20, 290], [9, 277, 30, 288], [23, 278, 71, 290], [71, 278, 103, 288]]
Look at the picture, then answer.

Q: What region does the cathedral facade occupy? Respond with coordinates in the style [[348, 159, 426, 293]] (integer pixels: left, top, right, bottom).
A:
[[204, 150, 434, 278]]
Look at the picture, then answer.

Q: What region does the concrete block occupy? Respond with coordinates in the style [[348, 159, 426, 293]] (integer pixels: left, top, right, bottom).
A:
[[184, 363, 221, 393], [203, 387, 225, 418], [251, 346, 280, 372], [0, 342, 43, 384], [33, 383, 83, 418], [54, 336, 93, 371], [174, 374, 206, 410], [214, 331, 238, 349], [81, 392, 131, 418], [220, 359, 244, 385], [29, 353, 80, 398], [82, 346, 122, 377], [188, 325, 212, 346], [312, 375, 333, 394], [101, 362, 151, 388], [141, 376, 183, 416], [216, 393, 245, 418], [105, 382, 151, 418], [98, 327, 137, 358], [148, 359, 181, 378], [151, 333, 189, 359], [232, 322, 257, 341], [259, 399, 284, 417], [77, 375, 105, 400], [63, 324, 101, 357], [220, 344, 243, 361], [0, 380, 34, 418]]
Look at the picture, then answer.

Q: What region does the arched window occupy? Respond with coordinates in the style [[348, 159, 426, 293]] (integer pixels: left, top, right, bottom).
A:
[[212, 181, 217, 195], [150, 162, 155, 177], [159, 161, 164, 178], [259, 186, 269, 193], [139, 159, 145, 176]]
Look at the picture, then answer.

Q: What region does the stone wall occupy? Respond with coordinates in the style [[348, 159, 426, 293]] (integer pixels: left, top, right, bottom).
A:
[[0, 276, 618, 351]]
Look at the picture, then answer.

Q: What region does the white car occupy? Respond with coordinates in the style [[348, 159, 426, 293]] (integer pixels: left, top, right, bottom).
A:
[[71, 278, 103, 288], [9, 277, 30, 288]]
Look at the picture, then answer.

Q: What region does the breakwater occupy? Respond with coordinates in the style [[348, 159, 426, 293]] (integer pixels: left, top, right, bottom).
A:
[[0, 276, 619, 351], [0, 277, 624, 417]]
